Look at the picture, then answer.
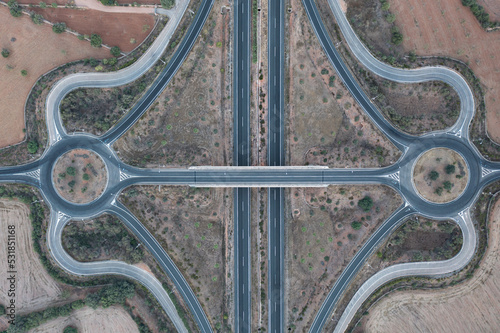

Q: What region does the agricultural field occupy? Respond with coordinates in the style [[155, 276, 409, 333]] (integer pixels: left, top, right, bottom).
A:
[[285, 185, 402, 331], [0, 6, 108, 149], [478, 0, 500, 21], [114, 0, 231, 167], [359, 196, 500, 333], [286, 0, 400, 168], [29, 306, 139, 333], [31, 8, 156, 52], [120, 185, 233, 331]]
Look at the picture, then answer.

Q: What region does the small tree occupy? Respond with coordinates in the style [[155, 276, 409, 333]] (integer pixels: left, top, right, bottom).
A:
[[358, 196, 373, 212], [110, 46, 121, 57], [445, 164, 456, 174], [39, 1, 46, 8], [351, 221, 362, 230], [63, 326, 78, 333], [52, 22, 66, 33], [1, 49, 10, 58], [90, 34, 102, 48], [21, 69, 28, 76], [27, 140, 38, 154], [435, 187, 443, 196], [51, 2, 57, 7], [68, 180, 76, 188], [31, 13, 44, 25], [8, 0, 23, 17], [160, 0, 175, 9], [443, 181, 453, 191], [391, 28, 404, 45], [66, 166, 76, 176], [429, 170, 439, 181], [82, 173, 90, 181]]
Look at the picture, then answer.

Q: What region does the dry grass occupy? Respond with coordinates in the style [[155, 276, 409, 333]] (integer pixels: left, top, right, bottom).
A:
[[285, 185, 402, 331], [287, 0, 400, 168], [362, 197, 500, 332], [0, 6, 108, 148], [28, 306, 139, 333], [120, 185, 232, 329], [114, 1, 232, 167]]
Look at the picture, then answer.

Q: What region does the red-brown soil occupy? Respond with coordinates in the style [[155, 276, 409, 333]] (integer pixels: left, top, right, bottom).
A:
[[387, 0, 500, 142], [32, 8, 156, 52], [478, 0, 500, 21], [0, 6, 108, 148]]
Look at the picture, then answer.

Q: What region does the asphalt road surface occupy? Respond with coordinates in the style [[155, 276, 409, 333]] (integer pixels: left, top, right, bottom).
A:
[[233, 0, 252, 331]]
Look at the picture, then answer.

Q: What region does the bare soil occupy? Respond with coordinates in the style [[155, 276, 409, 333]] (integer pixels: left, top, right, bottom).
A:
[[28, 306, 139, 333], [0, 200, 62, 311], [53, 149, 107, 204], [114, 1, 231, 167], [32, 8, 156, 52], [285, 185, 402, 331], [120, 185, 233, 330], [287, 0, 401, 168], [362, 197, 500, 333], [344, 0, 500, 142], [0, 6, 108, 148], [478, 0, 500, 21], [413, 148, 468, 203]]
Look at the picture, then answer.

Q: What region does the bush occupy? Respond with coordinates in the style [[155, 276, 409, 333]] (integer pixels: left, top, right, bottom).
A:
[[445, 164, 456, 174], [429, 170, 439, 181], [351, 221, 362, 230], [391, 30, 404, 45], [31, 12, 44, 25], [63, 326, 78, 333], [385, 13, 396, 23], [82, 173, 90, 181], [1, 48, 10, 58], [39, 1, 46, 8], [435, 187, 443, 196], [27, 140, 39, 154], [160, 0, 175, 9], [21, 69, 28, 76], [66, 166, 76, 176], [110, 46, 121, 57], [52, 22, 66, 33], [443, 181, 453, 191], [68, 180, 76, 188], [90, 34, 102, 48], [8, 0, 23, 17], [358, 196, 373, 212]]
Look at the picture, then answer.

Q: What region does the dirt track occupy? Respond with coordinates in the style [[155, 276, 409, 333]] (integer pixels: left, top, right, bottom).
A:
[[363, 196, 500, 332], [0, 200, 61, 312], [29, 306, 139, 333]]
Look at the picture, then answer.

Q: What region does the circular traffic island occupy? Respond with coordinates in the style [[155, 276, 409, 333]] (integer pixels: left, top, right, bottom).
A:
[[53, 149, 108, 204], [413, 148, 469, 203]]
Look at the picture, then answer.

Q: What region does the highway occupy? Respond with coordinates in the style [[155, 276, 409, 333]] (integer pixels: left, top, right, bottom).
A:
[[267, 0, 285, 332], [0, 0, 500, 331], [233, 0, 252, 331]]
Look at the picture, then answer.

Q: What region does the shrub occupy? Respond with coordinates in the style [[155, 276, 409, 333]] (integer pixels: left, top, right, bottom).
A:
[[1, 49, 10, 58], [445, 164, 456, 174], [160, 0, 175, 9], [68, 180, 76, 188], [435, 187, 443, 196], [27, 140, 38, 154], [77, 34, 85, 40], [90, 34, 102, 48], [357, 196, 373, 212], [385, 13, 396, 23], [39, 1, 46, 8], [391, 28, 403, 45], [110, 46, 121, 57], [429, 170, 439, 181], [31, 13, 44, 25], [351, 221, 362, 230], [443, 181, 453, 191], [8, 0, 23, 17], [51, 2, 57, 7], [63, 327, 78, 333], [82, 173, 90, 181], [66, 166, 76, 176], [21, 69, 28, 76], [52, 22, 66, 33]]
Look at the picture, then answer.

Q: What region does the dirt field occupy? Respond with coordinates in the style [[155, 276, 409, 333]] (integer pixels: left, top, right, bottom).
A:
[[29, 306, 139, 333], [413, 148, 468, 203], [120, 185, 232, 330], [53, 149, 107, 204], [361, 196, 500, 332], [0, 200, 62, 311], [0, 6, 108, 148], [287, 0, 400, 168], [285, 185, 402, 331], [114, 1, 231, 167], [381, 0, 500, 142], [32, 8, 156, 52]]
